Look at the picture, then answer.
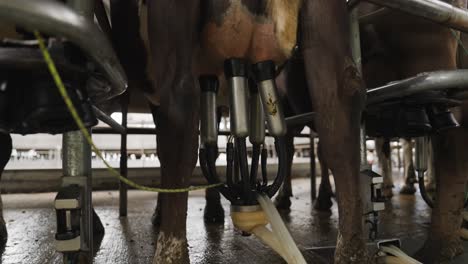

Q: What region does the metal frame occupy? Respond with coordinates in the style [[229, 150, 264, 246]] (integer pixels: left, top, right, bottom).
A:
[[367, 70, 468, 105], [0, 0, 127, 101], [366, 0, 468, 33]]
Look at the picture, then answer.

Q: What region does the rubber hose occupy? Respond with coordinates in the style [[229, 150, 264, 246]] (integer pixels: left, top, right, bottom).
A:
[[266, 137, 287, 197], [250, 144, 261, 188], [236, 137, 253, 204], [418, 172, 434, 208], [261, 147, 268, 186]]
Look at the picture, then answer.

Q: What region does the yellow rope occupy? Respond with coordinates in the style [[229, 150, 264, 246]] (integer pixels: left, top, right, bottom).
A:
[[34, 31, 222, 193]]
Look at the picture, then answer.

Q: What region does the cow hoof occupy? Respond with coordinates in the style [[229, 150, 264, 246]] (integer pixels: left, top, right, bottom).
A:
[[335, 234, 370, 264], [382, 186, 393, 199], [415, 238, 463, 263], [314, 197, 333, 211], [274, 196, 292, 211], [0, 218, 7, 245], [400, 184, 416, 195], [153, 232, 189, 264], [425, 183, 436, 193], [93, 209, 105, 235], [151, 211, 161, 227], [203, 203, 224, 224]]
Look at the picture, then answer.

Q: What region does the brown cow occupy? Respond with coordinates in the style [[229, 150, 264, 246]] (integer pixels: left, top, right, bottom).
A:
[[146, 0, 369, 263]]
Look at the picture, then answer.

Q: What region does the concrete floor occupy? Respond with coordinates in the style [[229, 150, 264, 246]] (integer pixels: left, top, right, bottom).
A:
[[1, 178, 468, 263]]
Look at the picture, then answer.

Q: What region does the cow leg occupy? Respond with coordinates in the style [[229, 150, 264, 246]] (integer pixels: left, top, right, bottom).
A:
[[302, 1, 369, 262], [417, 123, 468, 263], [314, 140, 333, 211], [274, 132, 295, 211], [148, 104, 163, 227], [152, 81, 198, 264], [425, 142, 436, 193], [400, 138, 417, 195], [148, 0, 200, 262], [0, 133, 10, 244], [375, 138, 393, 198]]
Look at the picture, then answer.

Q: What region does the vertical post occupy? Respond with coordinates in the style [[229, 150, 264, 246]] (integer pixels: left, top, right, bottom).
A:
[[310, 133, 316, 200], [397, 140, 402, 172], [62, 1, 95, 262], [349, 8, 367, 170], [62, 131, 93, 261], [119, 93, 129, 217]]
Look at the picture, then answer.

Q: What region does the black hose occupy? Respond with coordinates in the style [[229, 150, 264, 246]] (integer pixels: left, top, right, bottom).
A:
[[261, 147, 268, 186], [233, 145, 240, 184], [250, 144, 261, 188], [236, 137, 253, 204], [200, 147, 234, 202], [266, 137, 287, 197], [418, 172, 434, 208], [226, 142, 234, 188]]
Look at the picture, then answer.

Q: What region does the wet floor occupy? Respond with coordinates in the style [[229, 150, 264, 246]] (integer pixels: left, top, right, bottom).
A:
[[1, 178, 468, 263]]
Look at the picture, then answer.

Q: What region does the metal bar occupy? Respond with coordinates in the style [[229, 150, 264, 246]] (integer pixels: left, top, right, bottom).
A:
[[366, 0, 468, 33], [94, 0, 112, 39], [91, 127, 313, 138], [359, 7, 392, 25], [0, 0, 127, 101], [119, 94, 129, 217], [92, 106, 126, 134], [285, 112, 316, 128], [62, 130, 93, 260], [350, 7, 368, 170], [367, 70, 468, 105]]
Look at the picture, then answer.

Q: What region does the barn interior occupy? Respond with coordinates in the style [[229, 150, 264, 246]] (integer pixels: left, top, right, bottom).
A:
[[1, 0, 468, 264]]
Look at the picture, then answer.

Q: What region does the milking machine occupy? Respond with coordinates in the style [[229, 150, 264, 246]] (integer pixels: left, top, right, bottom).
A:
[[0, 0, 127, 263], [347, 0, 468, 261], [199, 59, 288, 206], [199, 58, 306, 262]]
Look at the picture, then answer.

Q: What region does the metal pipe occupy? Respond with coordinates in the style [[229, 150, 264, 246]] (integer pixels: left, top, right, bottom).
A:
[[0, 0, 128, 101], [285, 112, 316, 128], [62, 130, 93, 258], [359, 7, 392, 25], [350, 7, 368, 170], [67, 0, 94, 19], [253, 61, 287, 137], [415, 137, 428, 172], [225, 59, 249, 137], [367, 70, 468, 105], [200, 76, 219, 145], [92, 106, 126, 134], [91, 127, 313, 137], [366, 0, 468, 33]]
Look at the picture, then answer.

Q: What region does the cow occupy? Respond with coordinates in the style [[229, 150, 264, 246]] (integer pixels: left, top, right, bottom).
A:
[[273, 53, 335, 212], [360, 0, 468, 262], [0, 1, 387, 263], [145, 0, 371, 263]]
